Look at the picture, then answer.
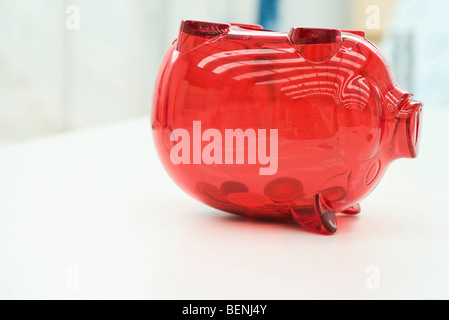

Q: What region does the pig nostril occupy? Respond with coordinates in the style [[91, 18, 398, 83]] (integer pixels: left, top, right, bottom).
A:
[[414, 111, 420, 148], [407, 101, 423, 157]]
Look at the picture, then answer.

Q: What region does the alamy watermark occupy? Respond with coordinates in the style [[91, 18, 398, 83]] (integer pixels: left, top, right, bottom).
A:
[[169, 121, 279, 175], [65, 5, 80, 30], [365, 265, 380, 290], [65, 265, 80, 290], [365, 5, 380, 30]]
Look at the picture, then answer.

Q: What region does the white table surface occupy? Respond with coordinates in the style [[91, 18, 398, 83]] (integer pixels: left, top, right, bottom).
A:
[[1, 107, 448, 300]]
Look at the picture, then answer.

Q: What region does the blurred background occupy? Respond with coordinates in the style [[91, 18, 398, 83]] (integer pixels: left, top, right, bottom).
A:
[[0, 0, 446, 144]]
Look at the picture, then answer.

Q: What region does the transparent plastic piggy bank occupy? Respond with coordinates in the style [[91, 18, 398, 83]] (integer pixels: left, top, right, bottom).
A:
[[152, 21, 423, 234]]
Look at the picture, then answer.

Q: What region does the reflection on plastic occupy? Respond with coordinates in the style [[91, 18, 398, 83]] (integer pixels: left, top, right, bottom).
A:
[[152, 20, 423, 235]]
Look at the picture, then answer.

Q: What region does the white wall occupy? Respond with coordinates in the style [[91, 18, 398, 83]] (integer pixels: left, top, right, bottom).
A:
[[381, 0, 449, 105], [0, 0, 259, 144], [279, 0, 353, 31], [0, 0, 357, 144], [0, 0, 65, 143]]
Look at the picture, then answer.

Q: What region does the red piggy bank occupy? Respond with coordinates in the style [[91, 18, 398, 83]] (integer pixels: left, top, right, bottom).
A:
[[152, 20, 423, 234]]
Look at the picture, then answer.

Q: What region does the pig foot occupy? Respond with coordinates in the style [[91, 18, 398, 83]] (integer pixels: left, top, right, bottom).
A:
[[340, 203, 361, 215], [290, 193, 337, 235]]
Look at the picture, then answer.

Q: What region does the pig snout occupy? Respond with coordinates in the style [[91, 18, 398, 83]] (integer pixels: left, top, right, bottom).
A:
[[391, 97, 423, 159]]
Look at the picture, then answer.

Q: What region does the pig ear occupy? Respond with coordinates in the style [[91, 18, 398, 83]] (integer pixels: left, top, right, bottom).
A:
[[290, 193, 338, 234], [288, 27, 342, 62], [177, 20, 230, 53]]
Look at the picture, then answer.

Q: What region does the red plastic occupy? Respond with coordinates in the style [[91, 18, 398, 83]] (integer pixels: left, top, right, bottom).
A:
[[152, 21, 423, 234]]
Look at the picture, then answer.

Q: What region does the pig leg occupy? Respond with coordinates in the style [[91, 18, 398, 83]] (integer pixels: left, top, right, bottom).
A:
[[289, 193, 337, 235], [340, 203, 361, 215]]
